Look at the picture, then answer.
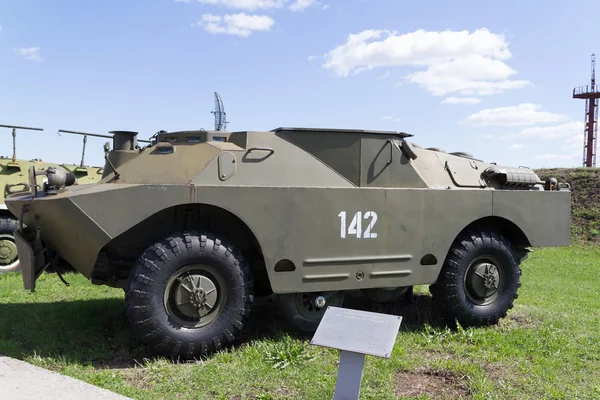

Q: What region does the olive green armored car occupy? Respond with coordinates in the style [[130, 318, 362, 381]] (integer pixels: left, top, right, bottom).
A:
[[5, 127, 571, 359], [0, 124, 105, 274]]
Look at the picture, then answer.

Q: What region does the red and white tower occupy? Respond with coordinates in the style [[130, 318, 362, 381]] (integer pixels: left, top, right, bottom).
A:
[[573, 54, 599, 168]]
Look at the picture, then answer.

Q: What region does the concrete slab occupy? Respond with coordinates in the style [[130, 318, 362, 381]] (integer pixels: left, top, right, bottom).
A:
[[0, 356, 133, 400]]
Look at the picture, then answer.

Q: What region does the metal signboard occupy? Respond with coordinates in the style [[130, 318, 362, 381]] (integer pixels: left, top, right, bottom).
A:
[[310, 306, 402, 400]]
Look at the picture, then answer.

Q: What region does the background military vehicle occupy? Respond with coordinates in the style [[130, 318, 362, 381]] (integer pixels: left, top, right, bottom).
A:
[[6, 126, 571, 359], [0, 124, 106, 274]]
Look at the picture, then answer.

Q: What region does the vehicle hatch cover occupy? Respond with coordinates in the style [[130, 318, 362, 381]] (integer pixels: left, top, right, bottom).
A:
[[445, 160, 486, 188]]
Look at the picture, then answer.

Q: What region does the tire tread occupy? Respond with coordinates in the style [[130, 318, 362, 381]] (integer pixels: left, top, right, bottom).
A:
[[430, 229, 522, 327], [124, 231, 254, 359]]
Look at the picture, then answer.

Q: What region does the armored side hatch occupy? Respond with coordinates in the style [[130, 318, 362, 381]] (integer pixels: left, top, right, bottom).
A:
[[445, 159, 486, 188]]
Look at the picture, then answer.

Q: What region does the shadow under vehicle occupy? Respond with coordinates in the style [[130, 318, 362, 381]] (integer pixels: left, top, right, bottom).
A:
[[5, 126, 572, 359], [0, 125, 106, 274]]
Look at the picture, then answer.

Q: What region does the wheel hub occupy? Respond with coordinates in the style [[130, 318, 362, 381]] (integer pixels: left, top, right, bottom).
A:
[[176, 274, 218, 318], [464, 258, 504, 305], [164, 266, 224, 328], [482, 267, 499, 290], [297, 292, 330, 318], [314, 295, 326, 308], [190, 288, 207, 307], [0, 239, 18, 266]]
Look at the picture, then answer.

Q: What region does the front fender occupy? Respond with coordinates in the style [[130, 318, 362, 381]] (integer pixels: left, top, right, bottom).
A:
[[492, 190, 571, 247]]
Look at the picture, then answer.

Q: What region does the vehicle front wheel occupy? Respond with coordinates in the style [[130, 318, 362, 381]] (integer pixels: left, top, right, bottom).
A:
[[125, 232, 254, 359], [0, 216, 20, 274], [429, 229, 522, 327]]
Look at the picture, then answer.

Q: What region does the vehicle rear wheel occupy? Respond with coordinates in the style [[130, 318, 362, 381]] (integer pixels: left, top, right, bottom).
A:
[[277, 291, 345, 333], [125, 231, 254, 359], [429, 229, 521, 327], [361, 286, 412, 304], [0, 216, 20, 274]]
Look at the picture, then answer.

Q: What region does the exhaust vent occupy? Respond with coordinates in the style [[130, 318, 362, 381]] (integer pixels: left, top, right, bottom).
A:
[[482, 166, 544, 187], [110, 131, 139, 151]]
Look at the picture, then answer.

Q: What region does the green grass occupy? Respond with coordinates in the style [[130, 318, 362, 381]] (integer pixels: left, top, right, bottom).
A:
[[1, 244, 599, 399]]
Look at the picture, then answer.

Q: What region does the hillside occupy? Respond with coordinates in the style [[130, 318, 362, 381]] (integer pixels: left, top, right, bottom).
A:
[[535, 167, 600, 244]]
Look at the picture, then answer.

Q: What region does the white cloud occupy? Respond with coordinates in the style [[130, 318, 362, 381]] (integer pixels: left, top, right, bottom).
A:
[[563, 131, 583, 150], [378, 71, 391, 80], [194, 13, 274, 36], [321, 28, 530, 97], [441, 96, 481, 104], [14, 47, 43, 61], [506, 121, 583, 139], [485, 118, 583, 163], [179, 0, 323, 11], [462, 104, 568, 127], [520, 122, 582, 160], [179, 0, 323, 35], [534, 152, 580, 160], [307, 54, 326, 62], [189, 0, 285, 11], [407, 55, 530, 96], [382, 116, 400, 122], [289, 0, 314, 11]]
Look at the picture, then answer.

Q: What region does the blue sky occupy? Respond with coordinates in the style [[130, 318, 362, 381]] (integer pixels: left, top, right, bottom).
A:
[[0, 0, 597, 168]]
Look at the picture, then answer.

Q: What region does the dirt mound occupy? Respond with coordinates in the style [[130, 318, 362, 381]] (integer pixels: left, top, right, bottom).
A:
[[394, 366, 470, 399], [536, 168, 600, 244]]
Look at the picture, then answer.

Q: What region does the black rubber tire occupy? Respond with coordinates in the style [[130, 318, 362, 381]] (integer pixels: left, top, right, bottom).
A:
[[429, 229, 522, 327], [0, 215, 20, 274], [124, 231, 254, 359], [277, 291, 345, 333]]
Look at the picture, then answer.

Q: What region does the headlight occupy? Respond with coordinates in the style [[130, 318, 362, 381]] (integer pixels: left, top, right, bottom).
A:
[[28, 166, 76, 196], [45, 167, 76, 189]]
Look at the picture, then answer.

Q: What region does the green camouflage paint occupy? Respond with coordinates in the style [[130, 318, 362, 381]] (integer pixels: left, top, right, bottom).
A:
[[5, 126, 572, 359]]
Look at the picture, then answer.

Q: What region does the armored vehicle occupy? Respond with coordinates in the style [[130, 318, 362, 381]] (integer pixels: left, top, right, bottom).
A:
[[0, 125, 105, 274], [5, 127, 571, 359]]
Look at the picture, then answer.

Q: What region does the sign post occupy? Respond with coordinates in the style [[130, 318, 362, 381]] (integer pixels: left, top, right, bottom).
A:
[[310, 306, 402, 400]]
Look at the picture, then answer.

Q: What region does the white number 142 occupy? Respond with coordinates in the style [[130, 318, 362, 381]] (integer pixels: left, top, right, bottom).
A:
[[338, 211, 378, 239]]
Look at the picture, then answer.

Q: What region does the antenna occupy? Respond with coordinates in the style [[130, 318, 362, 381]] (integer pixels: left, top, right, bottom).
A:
[[0, 124, 44, 163], [573, 53, 599, 168], [57, 129, 150, 167], [211, 92, 229, 131], [58, 129, 113, 168]]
